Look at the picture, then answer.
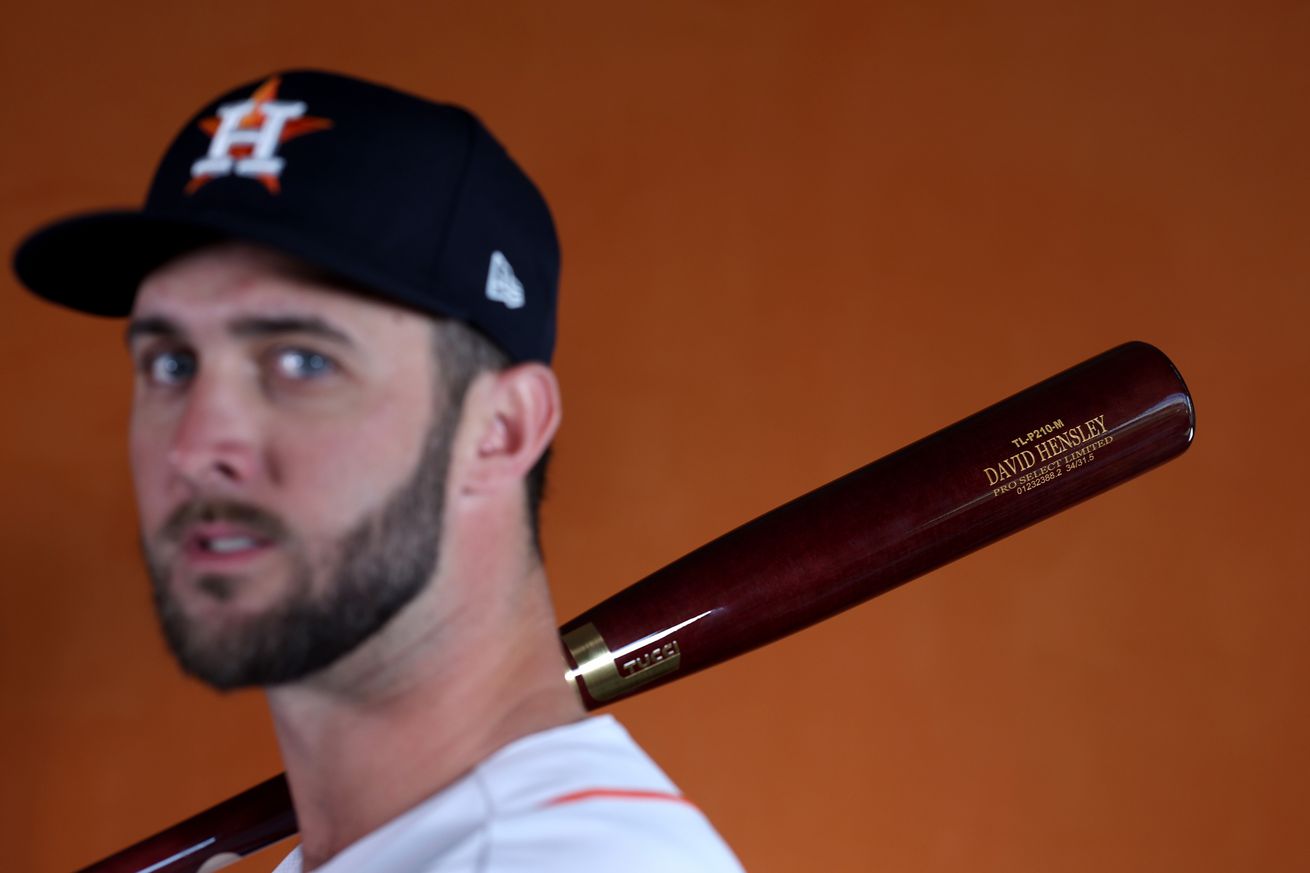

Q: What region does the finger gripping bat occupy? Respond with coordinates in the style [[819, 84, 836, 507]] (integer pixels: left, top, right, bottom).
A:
[[78, 341, 1195, 872]]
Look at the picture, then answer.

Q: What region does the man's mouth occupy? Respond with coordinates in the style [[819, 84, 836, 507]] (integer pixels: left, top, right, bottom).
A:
[[154, 500, 291, 578], [202, 535, 263, 554], [182, 524, 277, 562]]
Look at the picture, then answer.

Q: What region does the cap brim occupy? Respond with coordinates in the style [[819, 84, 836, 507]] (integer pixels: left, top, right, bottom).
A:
[[14, 211, 229, 316], [12, 209, 470, 325]]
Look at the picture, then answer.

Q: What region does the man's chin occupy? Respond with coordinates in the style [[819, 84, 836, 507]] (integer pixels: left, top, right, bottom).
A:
[[171, 572, 286, 618], [149, 570, 323, 690], [157, 607, 277, 690]]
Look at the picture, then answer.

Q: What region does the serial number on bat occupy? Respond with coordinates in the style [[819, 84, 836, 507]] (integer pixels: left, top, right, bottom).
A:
[[1009, 418, 1066, 448]]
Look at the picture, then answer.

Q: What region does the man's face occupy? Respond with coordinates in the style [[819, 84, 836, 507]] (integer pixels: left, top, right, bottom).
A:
[[128, 242, 450, 689]]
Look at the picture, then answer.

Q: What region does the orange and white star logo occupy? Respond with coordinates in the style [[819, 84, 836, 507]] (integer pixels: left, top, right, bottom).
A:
[[188, 76, 332, 195]]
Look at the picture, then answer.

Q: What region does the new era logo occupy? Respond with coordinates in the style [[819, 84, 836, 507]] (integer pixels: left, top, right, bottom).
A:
[[486, 251, 525, 309]]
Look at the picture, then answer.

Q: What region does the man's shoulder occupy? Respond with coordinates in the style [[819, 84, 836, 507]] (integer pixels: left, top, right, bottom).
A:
[[275, 716, 744, 873], [482, 794, 743, 871], [478, 714, 680, 807], [475, 715, 744, 871]]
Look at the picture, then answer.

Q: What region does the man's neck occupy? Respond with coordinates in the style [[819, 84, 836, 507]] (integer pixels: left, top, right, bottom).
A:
[[264, 564, 584, 871]]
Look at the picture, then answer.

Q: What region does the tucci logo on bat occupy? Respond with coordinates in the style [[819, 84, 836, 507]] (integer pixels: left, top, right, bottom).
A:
[[562, 623, 685, 703], [622, 641, 681, 679]]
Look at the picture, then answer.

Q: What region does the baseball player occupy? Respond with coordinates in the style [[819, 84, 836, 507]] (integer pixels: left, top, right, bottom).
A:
[[14, 70, 744, 872]]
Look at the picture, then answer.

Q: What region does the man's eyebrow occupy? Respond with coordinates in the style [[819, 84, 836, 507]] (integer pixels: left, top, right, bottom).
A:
[[229, 316, 355, 346], [124, 316, 184, 346], [123, 315, 356, 347]]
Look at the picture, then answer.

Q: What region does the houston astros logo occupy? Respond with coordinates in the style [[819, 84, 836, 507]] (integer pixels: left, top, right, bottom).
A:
[[188, 76, 332, 195]]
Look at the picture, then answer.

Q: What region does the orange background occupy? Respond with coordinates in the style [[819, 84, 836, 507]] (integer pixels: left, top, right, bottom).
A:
[[1, 3, 1306, 871]]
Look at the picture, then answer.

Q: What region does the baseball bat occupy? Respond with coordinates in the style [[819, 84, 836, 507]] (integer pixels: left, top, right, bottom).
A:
[[77, 341, 1194, 872]]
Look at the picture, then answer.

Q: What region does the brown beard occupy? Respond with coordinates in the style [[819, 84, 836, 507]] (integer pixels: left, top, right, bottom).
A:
[[142, 410, 454, 690]]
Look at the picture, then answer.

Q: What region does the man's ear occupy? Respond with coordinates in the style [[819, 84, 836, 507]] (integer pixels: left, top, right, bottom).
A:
[[454, 362, 561, 495]]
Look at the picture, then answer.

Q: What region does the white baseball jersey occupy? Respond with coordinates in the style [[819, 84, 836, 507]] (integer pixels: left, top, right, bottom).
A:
[[271, 715, 744, 872]]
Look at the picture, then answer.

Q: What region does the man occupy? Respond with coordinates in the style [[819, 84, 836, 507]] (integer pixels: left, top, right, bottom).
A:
[[14, 70, 743, 872]]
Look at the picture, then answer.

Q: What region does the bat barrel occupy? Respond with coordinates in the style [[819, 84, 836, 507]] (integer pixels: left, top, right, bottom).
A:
[[561, 341, 1194, 707], [76, 775, 295, 872]]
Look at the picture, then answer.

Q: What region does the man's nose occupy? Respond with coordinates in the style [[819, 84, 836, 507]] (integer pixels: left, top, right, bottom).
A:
[[165, 375, 264, 489]]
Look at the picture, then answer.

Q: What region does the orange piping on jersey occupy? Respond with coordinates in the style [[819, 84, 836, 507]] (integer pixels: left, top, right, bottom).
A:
[[544, 788, 695, 808]]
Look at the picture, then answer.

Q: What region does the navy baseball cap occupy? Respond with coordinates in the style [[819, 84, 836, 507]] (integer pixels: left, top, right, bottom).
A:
[[13, 69, 559, 363]]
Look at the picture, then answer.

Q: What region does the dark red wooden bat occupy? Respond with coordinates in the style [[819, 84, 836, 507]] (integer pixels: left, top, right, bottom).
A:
[[79, 341, 1195, 872]]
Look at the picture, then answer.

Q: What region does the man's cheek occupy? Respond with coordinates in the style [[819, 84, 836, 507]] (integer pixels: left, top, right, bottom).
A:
[[290, 447, 393, 519]]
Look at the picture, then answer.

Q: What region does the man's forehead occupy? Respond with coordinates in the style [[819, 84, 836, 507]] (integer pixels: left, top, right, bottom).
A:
[[133, 241, 429, 334]]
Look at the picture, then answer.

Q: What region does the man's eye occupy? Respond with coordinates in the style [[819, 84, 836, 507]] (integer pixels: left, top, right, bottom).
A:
[[144, 351, 196, 385], [274, 349, 336, 380]]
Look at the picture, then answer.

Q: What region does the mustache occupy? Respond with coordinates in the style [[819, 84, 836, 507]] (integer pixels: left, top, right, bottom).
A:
[[158, 499, 291, 545]]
